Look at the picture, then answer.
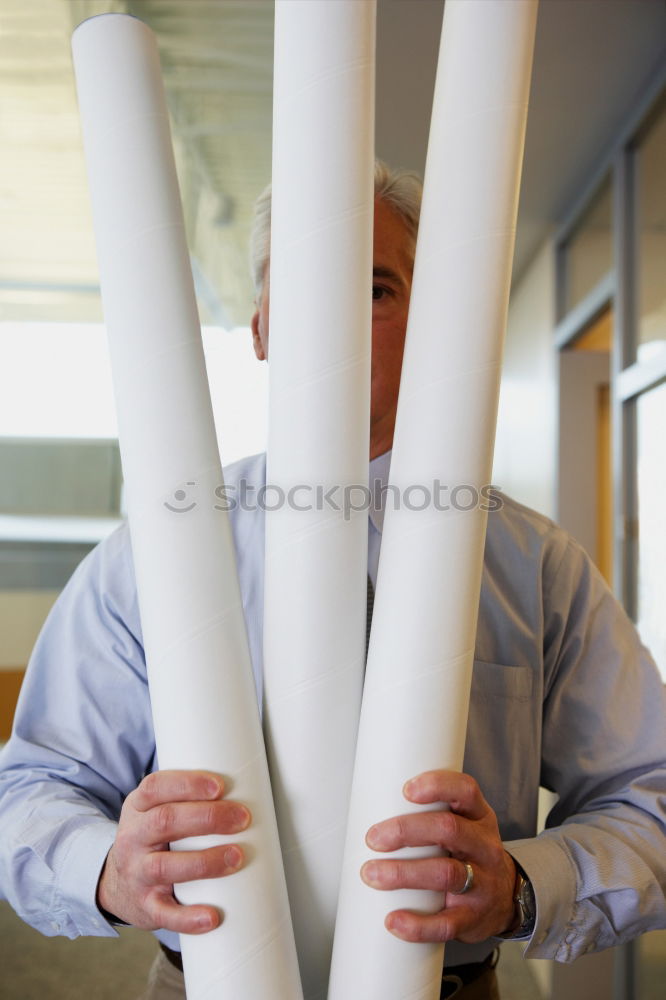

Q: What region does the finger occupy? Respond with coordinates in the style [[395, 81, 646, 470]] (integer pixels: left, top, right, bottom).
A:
[[366, 810, 490, 862], [361, 856, 471, 894], [147, 892, 223, 935], [132, 771, 226, 812], [143, 844, 245, 887], [384, 907, 462, 944], [403, 771, 487, 820], [146, 799, 251, 845]]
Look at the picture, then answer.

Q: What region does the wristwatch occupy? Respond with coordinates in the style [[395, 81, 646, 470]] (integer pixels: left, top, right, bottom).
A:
[[500, 862, 536, 939]]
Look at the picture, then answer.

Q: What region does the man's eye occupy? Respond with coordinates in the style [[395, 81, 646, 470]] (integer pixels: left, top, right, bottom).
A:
[[372, 285, 389, 301]]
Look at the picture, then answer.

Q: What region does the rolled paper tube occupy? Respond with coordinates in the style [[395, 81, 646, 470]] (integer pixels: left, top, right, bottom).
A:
[[71, 15, 302, 1000], [264, 1, 375, 997], [328, 2, 538, 998]]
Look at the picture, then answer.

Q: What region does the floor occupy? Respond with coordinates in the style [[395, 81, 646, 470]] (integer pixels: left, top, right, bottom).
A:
[[2, 900, 664, 999], [0, 899, 543, 1000], [0, 900, 156, 1000]]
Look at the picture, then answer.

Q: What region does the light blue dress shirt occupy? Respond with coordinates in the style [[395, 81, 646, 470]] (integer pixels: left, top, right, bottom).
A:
[[0, 450, 664, 968]]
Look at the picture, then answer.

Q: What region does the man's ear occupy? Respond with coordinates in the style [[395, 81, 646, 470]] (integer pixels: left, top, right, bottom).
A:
[[250, 310, 266, 361]]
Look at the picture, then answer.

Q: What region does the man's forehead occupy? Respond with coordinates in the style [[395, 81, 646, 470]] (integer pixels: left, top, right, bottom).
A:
[[374, 199, 415, 274], [261, 200, 413, 287]]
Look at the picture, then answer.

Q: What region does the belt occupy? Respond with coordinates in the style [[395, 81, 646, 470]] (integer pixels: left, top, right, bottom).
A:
[[160, 943, 184, 972], [441, 950, 498, 998], [160, 943, 497, 996]]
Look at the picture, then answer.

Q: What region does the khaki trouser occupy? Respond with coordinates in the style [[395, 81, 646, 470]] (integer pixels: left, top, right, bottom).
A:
[[138, 950, 501, 1000]]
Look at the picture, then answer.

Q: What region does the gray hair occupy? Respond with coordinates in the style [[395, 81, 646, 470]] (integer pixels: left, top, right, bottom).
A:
[[249, 159, 423, 300]]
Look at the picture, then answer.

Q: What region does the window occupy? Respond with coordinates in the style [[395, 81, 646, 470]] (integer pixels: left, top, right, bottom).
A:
[[635, 380, 666, 680], [633, 100, 666, 362]]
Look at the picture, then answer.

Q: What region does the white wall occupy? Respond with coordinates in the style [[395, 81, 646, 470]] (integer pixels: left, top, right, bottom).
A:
[[494, 240, 557, 519], [494, 239, 558, 998]]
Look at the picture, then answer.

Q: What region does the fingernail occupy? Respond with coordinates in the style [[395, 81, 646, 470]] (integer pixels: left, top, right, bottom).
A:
[[385, 912, 406, 937], [232, 805, 251, 830], [403, 779, 416, 799], [196, 912, 213, 929], [362, 862, 380, 887], [224, 846, 242, 869], [366, 825, 386, 849], [206, 779, 222, 798]]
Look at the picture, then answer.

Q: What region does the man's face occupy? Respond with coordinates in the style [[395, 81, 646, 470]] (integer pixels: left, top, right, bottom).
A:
[[251, 197, 413, 457]]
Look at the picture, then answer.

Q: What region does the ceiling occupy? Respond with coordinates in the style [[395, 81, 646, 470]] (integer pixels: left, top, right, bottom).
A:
[[0, 0, 275, 326], [1, 0, 664, 327], [375, 0, 666, 280]]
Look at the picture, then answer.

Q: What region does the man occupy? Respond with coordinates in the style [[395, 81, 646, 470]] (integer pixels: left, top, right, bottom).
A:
[[0, 162, 664, 1000]]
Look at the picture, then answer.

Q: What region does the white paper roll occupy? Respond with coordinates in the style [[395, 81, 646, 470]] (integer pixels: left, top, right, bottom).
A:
[[328, 3, 538, 998], [71, 15, 302, 1000], [264, 2, 375, 997]]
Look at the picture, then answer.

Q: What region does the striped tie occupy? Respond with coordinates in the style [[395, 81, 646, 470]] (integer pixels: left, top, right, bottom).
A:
[[366, 575, 375, 662]]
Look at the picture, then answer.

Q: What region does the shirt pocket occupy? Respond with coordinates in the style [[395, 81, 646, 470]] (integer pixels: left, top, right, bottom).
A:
[[463, 660, 540, 840]]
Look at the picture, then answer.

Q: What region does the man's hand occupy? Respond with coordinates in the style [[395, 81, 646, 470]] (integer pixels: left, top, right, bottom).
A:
[[360, 770, 517, 943], [97, 770, 250, 934]]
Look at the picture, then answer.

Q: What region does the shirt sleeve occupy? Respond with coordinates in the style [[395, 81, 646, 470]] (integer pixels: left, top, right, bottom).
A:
[[505, 532, 666, 962], [0, 526, 155, 938]]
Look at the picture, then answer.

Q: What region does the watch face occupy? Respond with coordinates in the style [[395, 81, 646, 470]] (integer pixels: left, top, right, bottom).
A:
[[517, 873, 536, 932], [500, 864, 537, 939], [522, 875, 536, 914]]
